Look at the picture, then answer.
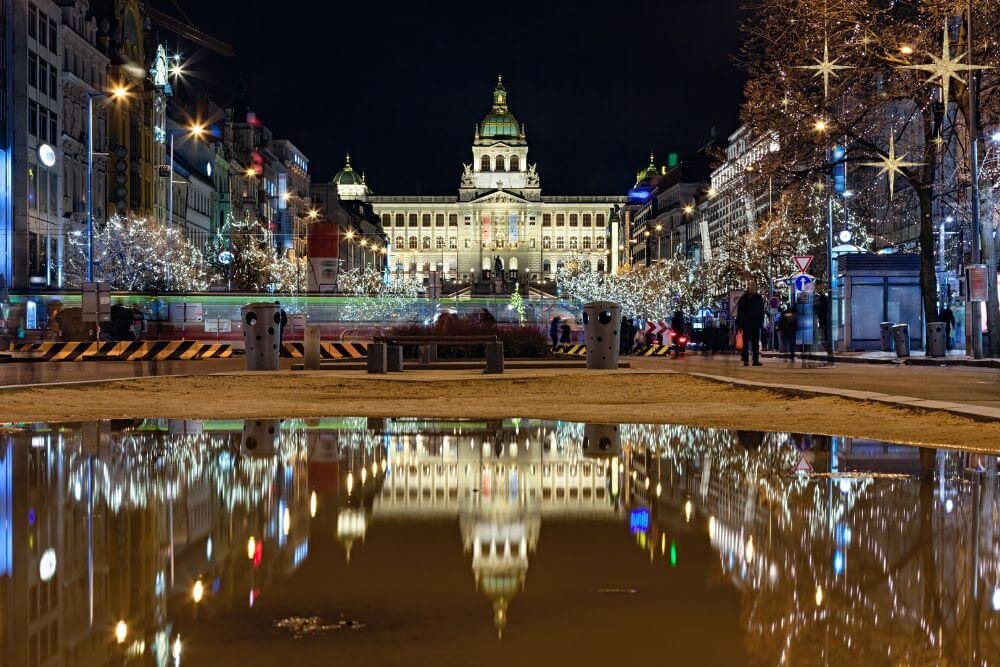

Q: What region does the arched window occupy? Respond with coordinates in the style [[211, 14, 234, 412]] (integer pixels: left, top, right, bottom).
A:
[[422, 262, 431, 273], [542, 236, 551, 250], [569, 237, 579, 250], [408, 237, 418, 250], [435, 236, 445, 249], [596, 236, 606, 249], [510, 155, 520, 172], [582, 237, 592, 250], [422, 237, 431, 250], [509, 257, 518, 270], [409, 261, 417, 273], [543, 260, 551, 273], [395, 236, 404, 249], [582, 259, 591, 271], [556, 237, 565, 250], [480, 155, 490, 171], [556, 260, 565, 272], [495, 155, 505, 172], [597, 260, 605, 272]]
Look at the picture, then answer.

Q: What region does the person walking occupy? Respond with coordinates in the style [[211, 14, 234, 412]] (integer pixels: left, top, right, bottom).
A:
[[736, 282, 766, 366], [778, 304, 799, 362], [703, 316, 717, 355], [560, 320, 572, 345], [619, 316, 632, 355], [939, 303, 956, 350], [549, 316, 561, 348]]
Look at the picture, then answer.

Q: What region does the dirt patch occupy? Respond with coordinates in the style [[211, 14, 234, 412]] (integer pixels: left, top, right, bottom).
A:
[[1, 370, 996, 450]]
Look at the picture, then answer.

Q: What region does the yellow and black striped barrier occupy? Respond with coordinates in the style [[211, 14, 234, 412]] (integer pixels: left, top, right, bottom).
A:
[[553, 344, 674, 357], [280, 341, 369, 359], [553, 344, 586, 356], [13, 340, 234, 361], [641, 344, 671, 356]]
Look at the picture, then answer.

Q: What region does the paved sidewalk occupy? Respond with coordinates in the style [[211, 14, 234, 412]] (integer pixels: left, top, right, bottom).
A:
[[630, 353, 1000, 420]]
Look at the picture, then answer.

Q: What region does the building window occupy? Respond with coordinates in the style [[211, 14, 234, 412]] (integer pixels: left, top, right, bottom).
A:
[[28, 53, 37, 88], [542, 213, 551, 227], [495, 155, 505, 172], [569, 214, 578, 227], [569, 237, 578, 250], [436, 236, 445, 249], [28, 4, 37, 39], [395, 213, 405, 226], [382, 214, 391, 227], [449, 237, 457, 249], [464, 239, 470, 248], [480, 155, 490, 171], [422, 213, 431, 227], [543, 260, 551, 273], [542, 236, 551, 250], [395, 236, 404, 249], [448, 214, 458, 226], [435, 213, 444, 227], [408, 237, 417, 249], [582, 237, 592, 250], [556, 237, 565, 250], [596, 213, 606, 226], [422, 237, 431, 250], [530, 239, 536, 248], [583, 214, 592, 227], [28, 100, 38, 136], [510, 155, 520, 172], [597, 260, 605, 272], [596, 236, 606, 249], [408, 213, 417, 227], [556, 213, 565, 227]]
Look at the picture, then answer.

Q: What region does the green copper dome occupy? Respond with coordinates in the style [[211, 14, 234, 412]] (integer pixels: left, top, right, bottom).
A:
[[480, 76, 522, 139], [332, 154, 365, 186]]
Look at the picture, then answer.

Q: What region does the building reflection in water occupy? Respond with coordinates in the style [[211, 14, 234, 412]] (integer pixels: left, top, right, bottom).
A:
[[0, 419, 996, 664]]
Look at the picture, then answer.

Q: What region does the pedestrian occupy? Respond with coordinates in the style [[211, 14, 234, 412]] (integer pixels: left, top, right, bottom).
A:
[[560, 320, 572, 345], [549, 316, 561, 348], [671, 309, 685, 339], [778, 304, 799, 362], [718, 319, 730, 354], [703, 316, 717, 355], [736, 281, 766, 367], [620, 316, 632, 355], [939, 303, 956, 350], [814, 291, 831, 354]]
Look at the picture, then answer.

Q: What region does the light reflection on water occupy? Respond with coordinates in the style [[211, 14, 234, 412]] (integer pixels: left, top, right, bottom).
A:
[[1, 418, 998, 665]]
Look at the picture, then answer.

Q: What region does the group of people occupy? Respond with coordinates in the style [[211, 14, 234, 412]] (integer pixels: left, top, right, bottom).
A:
[[549, 316, 574, 347]]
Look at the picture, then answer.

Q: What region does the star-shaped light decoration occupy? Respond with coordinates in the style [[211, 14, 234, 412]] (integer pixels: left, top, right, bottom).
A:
[[861, 134, 922, 199], [797, 36, 854, 99], [900, 21, 991, 109]]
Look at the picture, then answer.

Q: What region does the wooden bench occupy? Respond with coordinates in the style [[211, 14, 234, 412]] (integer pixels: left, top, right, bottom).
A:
[[369, 335, 503, 374]]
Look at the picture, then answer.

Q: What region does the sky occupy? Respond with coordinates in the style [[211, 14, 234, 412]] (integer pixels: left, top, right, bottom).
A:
[[148, 0, 746, 194]]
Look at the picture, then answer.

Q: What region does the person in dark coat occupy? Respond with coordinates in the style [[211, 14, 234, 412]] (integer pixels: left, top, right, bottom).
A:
[[670, 310, 685, 339], [736, 282, 767, 366], [560, 321, 572, 344], [620, 316, 632, 355], [939, 304, 956, 350], [703, 316, 717, 355], [778, 304, 799, 362], [549, 316, 561, 348]]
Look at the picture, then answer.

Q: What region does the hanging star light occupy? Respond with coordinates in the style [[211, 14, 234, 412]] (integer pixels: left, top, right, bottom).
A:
[[899, 21, 991, 109], [797, 36, 854, 98], [861, 134, 921, 199]]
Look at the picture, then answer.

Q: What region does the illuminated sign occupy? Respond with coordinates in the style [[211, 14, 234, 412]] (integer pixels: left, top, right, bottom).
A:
[[629, 507, 649, 534]]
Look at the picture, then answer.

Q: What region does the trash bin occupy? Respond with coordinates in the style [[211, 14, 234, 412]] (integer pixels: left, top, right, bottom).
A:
[[880, 322, 895, 352], [241, 419, 281, 457], [581, 423, 621, 458], [926, 321, 946, 358], [892, 323, 910, 357], [242, 302, 283, 370], [582, 301, 621, 370]]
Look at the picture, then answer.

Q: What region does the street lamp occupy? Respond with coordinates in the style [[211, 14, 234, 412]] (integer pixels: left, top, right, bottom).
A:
[[165, 121, 207, 289], [85, 85, 128, 282]]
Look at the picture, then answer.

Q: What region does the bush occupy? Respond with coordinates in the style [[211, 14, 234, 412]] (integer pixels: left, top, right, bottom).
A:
[[385, 313, 551, 359]]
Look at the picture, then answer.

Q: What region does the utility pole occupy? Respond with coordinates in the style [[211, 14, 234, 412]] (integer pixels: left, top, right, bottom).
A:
[[967, 0, 985, 358]]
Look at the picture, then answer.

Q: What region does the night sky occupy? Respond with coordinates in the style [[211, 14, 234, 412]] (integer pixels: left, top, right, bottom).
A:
[[148, 0, 746, 194]]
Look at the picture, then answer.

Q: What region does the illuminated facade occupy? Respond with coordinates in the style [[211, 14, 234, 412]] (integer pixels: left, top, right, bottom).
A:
[[370, 78, 625, 289]]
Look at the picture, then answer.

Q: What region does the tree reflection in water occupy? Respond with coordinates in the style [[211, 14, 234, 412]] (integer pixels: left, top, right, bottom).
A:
[[0, 418, 995, 664]]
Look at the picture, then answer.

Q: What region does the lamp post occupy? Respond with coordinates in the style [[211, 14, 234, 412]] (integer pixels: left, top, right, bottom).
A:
[[164, 122, 206, 290], [85, 86, 127, 282]]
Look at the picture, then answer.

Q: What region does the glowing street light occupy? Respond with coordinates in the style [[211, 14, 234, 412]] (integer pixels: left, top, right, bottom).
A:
[[115, 620, 128, 644], [813, 119, 829, 132], [307, 208, 319, 220], [192, 579, 204, 603], [246, 536, 256, 560]]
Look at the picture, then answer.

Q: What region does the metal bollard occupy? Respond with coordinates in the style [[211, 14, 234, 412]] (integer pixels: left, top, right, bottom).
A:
[[581, 423, 621, 458], [241, 303, 282, 371], [926, 322, 946, 358], [484, 341, 504, 374], [367, 342, 388, 374], [879, 322, 895, 352], [304, 325, 322, 370], [387, 345, 404, 372], [241, 419, 281, 457], [583, 301, 621, 369], [892, 323, 910, 357]]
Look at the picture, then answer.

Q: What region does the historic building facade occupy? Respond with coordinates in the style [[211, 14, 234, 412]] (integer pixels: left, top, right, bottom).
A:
[[370, 78, 625, 288]]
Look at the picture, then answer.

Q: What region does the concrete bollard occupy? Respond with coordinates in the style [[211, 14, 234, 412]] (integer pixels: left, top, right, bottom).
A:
[[241, 303, 282, 371], [387, 345, 404, 372], [581, 423, 621, 458], [484, 341, 504, 374], [583, 301, 622, 369], [304, 324, 322, 370], [367, 342, 388, 374]]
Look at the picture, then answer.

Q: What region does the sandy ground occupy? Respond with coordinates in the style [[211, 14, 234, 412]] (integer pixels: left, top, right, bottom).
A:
[[1, 368, 998, 451]]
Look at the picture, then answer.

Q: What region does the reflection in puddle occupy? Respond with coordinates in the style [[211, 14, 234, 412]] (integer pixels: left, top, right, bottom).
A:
[[0, 418, 997, 664]]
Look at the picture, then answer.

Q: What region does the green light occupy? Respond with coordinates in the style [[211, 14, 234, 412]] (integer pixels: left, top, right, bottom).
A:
[[669, 541, 677, 567]]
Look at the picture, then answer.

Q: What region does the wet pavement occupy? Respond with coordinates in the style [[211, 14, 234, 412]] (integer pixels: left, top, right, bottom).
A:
[[2, 418, 998, 665]]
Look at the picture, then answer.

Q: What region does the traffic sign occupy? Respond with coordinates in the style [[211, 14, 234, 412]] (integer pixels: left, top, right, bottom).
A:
[[768, 296, 781, 310], [794, 455, 814, 474], [793, 255, 814, 273], [793, 273, 816, 292]]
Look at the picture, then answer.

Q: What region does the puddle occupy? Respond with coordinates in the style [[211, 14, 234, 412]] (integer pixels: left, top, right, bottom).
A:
[[1, 418, 998, 664]]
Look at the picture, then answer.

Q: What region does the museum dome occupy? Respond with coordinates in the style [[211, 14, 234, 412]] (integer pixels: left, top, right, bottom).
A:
[[480, 76, 522, 139], [332, 154, 365, 186]]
